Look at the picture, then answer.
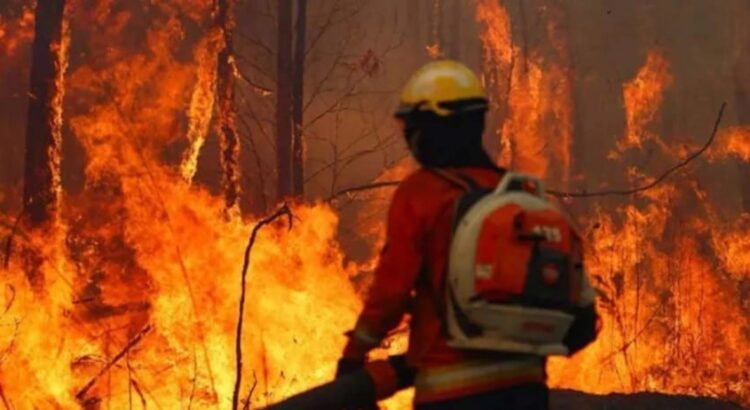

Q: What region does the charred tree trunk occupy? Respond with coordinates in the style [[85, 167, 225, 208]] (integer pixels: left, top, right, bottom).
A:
[[216, 0, 241, 210], [291, 0, 307, 197], [276, 0, 293, 201], [23, 0, 67, 228]]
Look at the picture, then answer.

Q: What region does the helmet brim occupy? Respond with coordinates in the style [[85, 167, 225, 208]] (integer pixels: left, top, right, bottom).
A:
[[394, 97, 488, 118]]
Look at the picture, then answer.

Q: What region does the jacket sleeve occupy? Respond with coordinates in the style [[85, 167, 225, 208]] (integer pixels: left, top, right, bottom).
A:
[[343, 183, 426, 359]]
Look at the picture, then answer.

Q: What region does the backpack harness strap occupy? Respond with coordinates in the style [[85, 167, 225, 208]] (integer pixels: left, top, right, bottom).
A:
[[421, 168, 500, 338]]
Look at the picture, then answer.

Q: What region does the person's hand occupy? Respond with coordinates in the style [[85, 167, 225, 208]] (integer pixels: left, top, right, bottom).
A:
[[335, 357, 364, 378]]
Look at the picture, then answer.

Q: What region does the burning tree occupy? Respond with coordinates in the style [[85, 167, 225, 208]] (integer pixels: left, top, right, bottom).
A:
[[22, 0, 67, 228], [216, 0, 242, 211]]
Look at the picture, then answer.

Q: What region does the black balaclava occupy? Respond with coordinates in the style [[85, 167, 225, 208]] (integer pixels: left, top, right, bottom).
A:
[[401, 109, 498, 170]]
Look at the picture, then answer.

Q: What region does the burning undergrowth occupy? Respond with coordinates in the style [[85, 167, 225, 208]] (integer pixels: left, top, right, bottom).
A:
[[1, 1, 369, 408]]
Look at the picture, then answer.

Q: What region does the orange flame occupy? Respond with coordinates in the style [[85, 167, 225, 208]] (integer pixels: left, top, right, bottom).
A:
[[475, 1, 748, 405], [0, 6, 34, 62], [710, 125, 750, 161], [181, 29, 220, 183], [48, 3, 70, 224], [543, 9, 573, 187], [1, 2, 376, 408], [547, 51, 749, 405], [475, 0, 513, 167], [475, 0, 572, 184], [2, 1, 750, 409], [615, 49, 674, 154], [216, 0, 241, 210]]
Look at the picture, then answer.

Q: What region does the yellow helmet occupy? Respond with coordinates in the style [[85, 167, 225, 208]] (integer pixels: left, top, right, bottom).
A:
[[396, 60, 487, 118]]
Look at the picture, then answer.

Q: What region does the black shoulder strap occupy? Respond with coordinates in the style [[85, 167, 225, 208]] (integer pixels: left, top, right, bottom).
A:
[[419, 168, 495, 337]]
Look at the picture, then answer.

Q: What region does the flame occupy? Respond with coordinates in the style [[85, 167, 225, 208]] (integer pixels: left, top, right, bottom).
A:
[[2, 2, 366, 408], [615, 49, 674, 154], [181, 29, 220, 183], [476, 0, 572, 184], [710, 125, 750, 161], [0, 5, 34, 62], [503, 59, 549, 175], [48, 2, 70, 225], [2, 1, 750, 409], [476, 1, 747, 405], [1, 243, 80, 408], [549, 184, 750, 403], [475, 0, 513, 167], [476, 0, 547, 176], [547, 51, 749, 405], [543, 9, 573, 187], [216, 0, 241, 210]]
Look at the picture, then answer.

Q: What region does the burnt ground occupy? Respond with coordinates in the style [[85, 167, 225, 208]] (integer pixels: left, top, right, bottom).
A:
[[551, 390, 746, 410]]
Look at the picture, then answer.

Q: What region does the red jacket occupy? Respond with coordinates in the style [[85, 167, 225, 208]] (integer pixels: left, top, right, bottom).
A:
[[344, 167, 547, 403]]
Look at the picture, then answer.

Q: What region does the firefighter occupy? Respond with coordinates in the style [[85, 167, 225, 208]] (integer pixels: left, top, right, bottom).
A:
[[336, 60, 599, 410]]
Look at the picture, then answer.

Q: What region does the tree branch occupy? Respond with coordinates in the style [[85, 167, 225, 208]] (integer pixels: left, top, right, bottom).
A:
[[75, 323, 152, 402], [327, 103, 726, 201], [2, 210, 26, 269], [548, 102, 726, 198], [0, 383, 10, 410], [326, 181, 400, 202], [232, 204, 293, 410]]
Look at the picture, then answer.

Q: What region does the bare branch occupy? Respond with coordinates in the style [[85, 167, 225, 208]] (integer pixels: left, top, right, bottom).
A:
[[2, 285, 15, 316], [129, 377, 148, 409], [76, 323, 152, 402], [304, 0, 359, 59], [241, 372, 258, 410], [232, 205, 294, 410], [237, 30, 274, 57], [237, 114, 269, 212], [234, 53, 275, 84], [236, 67, 273, 96], [327, 103, 727, 201], [327, 181, 399, 202], [2, 210, 26, 269], [547, 102, 726, 198]]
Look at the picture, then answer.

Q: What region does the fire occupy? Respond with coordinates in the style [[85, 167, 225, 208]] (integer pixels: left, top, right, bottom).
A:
[[543, 8, 573, 188], [0, 5, 34, 63], [549, 183, 750, 403], [47, 0, 70, 225], [181, 30, 220, 183], [711, 125, 750, 161], [475, 0, 572, 185], [616, 49, 674, 154], [476, 0, 748, 406], [3, 2, 367, 408], [2, 1, 750, 409], [215, 0, 241, 210], [475, 0, 513, 167], [2, 199, 363, 408], [546, 51, 749, 406]]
